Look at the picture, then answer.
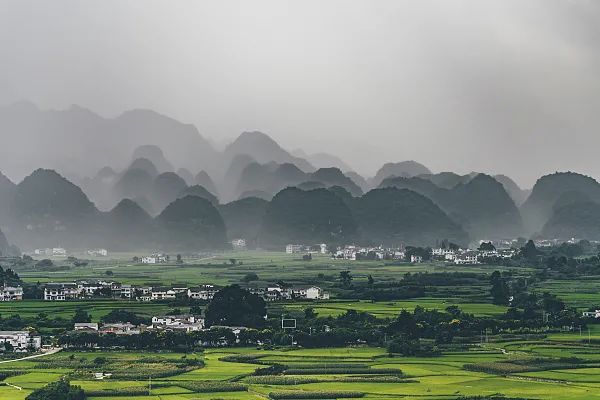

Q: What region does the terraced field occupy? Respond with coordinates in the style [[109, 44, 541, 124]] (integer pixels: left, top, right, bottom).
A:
[[3, 335, 600, 399]]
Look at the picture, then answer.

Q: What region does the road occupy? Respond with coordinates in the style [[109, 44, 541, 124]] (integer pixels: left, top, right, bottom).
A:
[[0, 347, 61, 364]]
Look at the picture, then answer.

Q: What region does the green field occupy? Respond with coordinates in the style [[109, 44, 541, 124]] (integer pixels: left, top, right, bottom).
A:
[[3, 335, 600, 400]]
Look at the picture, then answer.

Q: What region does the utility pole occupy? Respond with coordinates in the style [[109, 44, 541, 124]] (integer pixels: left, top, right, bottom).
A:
[[148, 376, 152, 395]]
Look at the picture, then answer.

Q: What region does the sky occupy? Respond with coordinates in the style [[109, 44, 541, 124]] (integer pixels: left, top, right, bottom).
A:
[[1, 0, 599, 186]]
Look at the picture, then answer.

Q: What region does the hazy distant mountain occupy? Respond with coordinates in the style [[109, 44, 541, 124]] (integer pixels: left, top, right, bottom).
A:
[[113, 168, 154, 212], [438, 174, 522, 239], [380, 174, 522, 239], [371, 161, 431, 186], [494, 174, 530, 206], [128, 158, 159, 178], [418, 172, 473, 189], [542, 200, 600, 240], [297, 181, 327, 191], [0, 172, 16, 222], [132, 145, 174, 172], [152, 172, 188, 211], [177, 168, 195, 185], [178, 185, 218, 205], [105, 199, 154, 250], [310, 168, 363, 197], [292, 149, 353, 172], [354, 187, 468, 246], [237, 190, 273, 201], [194, 171, 219, 198], [259, 187, 357, 248], [0, 102, 218, 180], [219, 197, 269, 245], [345, 171, 370, 192], [521, 172, 600, 235], [379, 176, 440, 198], [222, 154, 256, 202], [156, 195, 227, 250], [224, 131, 314, 173], [235, 162, 307, 200], [10, 169, 100, 248], [79, 167, 119, 211]]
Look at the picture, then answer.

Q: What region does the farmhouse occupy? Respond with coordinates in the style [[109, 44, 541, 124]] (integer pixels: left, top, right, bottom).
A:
[[151, 314, 204, 332], [141, 253, 168, 264], [0, 331, 41, 351], [286, 244, 304, 254], [187, 285, 219, 300], [44, 283, 80, 300], [0, 286, 23, 301], [74, 323, 99, 331]]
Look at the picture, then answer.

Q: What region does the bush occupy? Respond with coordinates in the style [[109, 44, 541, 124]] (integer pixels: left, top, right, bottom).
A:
[[176, 381, 247, 392], [268, 391, 364, 399], [283, 368, 402, 375], [26, 379, 86, 400]]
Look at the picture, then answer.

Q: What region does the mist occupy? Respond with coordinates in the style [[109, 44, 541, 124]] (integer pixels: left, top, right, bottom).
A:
[[1, 0, 600, 186]]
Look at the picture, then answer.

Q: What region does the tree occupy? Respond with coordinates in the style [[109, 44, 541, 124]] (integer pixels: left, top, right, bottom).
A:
[[339, 270, 352, 288], [105, 270, 113, 276], [302, 253, 312, 261], [521, 240, 539, 262], [242, 272, 259, 282], [490, 271, 509, 305], [101, 309, 149, 325], [176, 254, 183, 264], [478, 242, 496, 251], [304, 307, 317, 319], [72, 309, 91, 324], [229, 258, 237, 265], [25, 378, 86, 400], [205, 285, 266, 328], [367, 274, 374, 286]]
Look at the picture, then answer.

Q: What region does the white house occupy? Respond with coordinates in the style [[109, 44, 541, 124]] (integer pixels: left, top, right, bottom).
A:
[[187, 285, 219, 300], [52, 248, 67, 256], [455, 251, 479, 265], [74, 323, 99, 331], [231, 239, 247, 250], [151, 314, 204, 332], [87, 249, 108, 257], [44, 283, 80, 300], [286, 244, 304, 254], [410, 255, 423, 263], [0, 331, 41, 351], [0, 286, 23, 301], [141, 253, 168, 264], [305, 286, 330, 300], [151, 288, 177, 300]]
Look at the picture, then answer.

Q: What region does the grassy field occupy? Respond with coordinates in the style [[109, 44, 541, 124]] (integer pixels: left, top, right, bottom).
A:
[[3, 335, 600, 399]]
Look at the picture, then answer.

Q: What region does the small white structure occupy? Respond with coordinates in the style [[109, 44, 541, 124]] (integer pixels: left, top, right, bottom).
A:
[[0, 286, 23, 301], [151, 315, 204, 332], [151, 288, 176, 300], [410, 255, 423, 263], [320, 243, 328, 254], [231, 239, 247, 250], [74, 323, 99, 331], [141, 253, 168, 264], [52, 248, 67, 256], [0, 331, 41, 351], [187, 285, 219, 300], [87, 249, 108, 257], [582, 310, 600, 319], [455, 251, 479, 265], [286, 244, 304, 254], [305, 286, 330, 300]]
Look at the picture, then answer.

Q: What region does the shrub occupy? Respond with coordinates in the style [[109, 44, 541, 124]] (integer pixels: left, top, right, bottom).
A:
[[176, 381, 248, 392], [268, 391, 364, 399]]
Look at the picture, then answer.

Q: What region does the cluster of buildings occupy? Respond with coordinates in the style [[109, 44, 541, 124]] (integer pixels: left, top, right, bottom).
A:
[[432, 246, 516, 265], [0, 286, 23, 301], [74, 314, 205, 335], [286, 244, 328, 254], [33, 247, 67, 256], [331, 245, 406, 261], [231, 239, 247, 250], [140, 253, 169, 264], [0, 331, 41, 352], [41, 280, 329, 302], [250, 285, 330, 301]]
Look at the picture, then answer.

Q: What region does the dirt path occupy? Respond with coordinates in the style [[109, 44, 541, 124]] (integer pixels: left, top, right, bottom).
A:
[[0, 347, 61, 364]]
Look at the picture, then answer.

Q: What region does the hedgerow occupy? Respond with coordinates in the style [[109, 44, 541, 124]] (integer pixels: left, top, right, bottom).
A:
[[268, 391, 365, 399]]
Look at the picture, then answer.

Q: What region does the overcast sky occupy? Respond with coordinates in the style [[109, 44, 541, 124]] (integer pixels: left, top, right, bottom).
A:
[[1, 0, 599, 186]]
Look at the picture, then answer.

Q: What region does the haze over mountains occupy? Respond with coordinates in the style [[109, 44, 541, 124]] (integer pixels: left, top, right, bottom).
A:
[[1, 102, 600, 253]]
